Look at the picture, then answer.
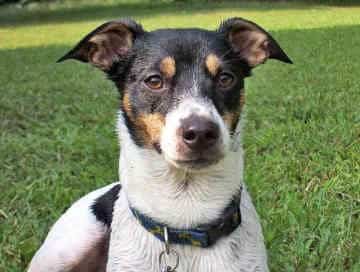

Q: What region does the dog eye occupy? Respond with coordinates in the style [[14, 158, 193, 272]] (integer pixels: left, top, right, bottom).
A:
[[144, 75, 163, 90], [218, 72, 235, 89]]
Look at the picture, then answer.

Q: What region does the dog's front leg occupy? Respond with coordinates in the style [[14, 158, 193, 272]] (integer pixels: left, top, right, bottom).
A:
[[28, 183, 120, 272]]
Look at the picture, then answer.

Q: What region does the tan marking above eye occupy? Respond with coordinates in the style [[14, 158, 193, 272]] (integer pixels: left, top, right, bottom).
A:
[[205, 53, 221, 76], [160, 56, 176, 78]]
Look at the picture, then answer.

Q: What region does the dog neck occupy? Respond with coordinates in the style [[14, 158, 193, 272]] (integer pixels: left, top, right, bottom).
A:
[[117, 113, 244, 229]]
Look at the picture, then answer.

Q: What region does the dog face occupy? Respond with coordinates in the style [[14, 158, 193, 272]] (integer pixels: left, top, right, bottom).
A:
[[59, 18, 291, 170]]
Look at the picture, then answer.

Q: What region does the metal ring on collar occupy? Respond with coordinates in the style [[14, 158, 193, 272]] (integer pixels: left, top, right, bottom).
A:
[[159, 249, 179, 272]]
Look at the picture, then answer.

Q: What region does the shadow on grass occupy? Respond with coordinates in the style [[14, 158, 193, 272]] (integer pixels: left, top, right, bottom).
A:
[[0, 1, 333, 27]]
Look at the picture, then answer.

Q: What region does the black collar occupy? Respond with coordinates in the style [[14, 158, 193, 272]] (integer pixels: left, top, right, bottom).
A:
[[130, 187, 242, 248]]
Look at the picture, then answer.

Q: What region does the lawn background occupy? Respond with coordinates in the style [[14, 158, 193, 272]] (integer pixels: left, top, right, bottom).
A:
[[0, 1, 359, 271]]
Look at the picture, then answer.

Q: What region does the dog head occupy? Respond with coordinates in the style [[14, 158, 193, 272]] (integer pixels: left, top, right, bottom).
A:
[[59, 18, 291, 171]]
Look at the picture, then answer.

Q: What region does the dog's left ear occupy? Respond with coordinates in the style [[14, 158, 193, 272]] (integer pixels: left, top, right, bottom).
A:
[[57, 18, 144, 71], [218, 17, 292, 67]]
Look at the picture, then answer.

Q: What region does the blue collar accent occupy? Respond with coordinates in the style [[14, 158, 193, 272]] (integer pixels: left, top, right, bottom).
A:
[[129, 188, 242, 248]]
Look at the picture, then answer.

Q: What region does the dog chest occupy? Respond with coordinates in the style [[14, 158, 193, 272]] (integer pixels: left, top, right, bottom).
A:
[[106, 189, 269, 272]]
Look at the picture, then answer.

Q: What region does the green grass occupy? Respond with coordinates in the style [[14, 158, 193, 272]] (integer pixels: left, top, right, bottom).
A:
[[1, 1, 359, 271]]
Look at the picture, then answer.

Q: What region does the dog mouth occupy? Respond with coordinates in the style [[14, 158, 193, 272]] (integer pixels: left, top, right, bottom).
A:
[[153, 142, 162, 154], [166, 153, 224, 170], [153, 142, 220, 169], [174, 158, 216, 169]]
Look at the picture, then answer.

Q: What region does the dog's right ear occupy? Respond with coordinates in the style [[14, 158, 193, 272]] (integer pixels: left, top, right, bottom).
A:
[[57, 19, 144, 71]]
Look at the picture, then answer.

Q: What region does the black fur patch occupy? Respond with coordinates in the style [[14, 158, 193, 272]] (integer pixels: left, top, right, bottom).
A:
[[91, 184, 122, 227]]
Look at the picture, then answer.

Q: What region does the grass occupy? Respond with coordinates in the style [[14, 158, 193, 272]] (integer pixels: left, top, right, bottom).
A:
[[0, 0, 359, 271]]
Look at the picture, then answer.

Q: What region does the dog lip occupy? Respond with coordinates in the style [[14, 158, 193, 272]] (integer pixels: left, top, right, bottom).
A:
[[175, 158, 210, 164], [153, 142, 162, 154], [172, 155, 223, 169]]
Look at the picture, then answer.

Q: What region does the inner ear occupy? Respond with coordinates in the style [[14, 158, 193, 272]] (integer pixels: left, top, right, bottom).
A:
[[219, 17, 292, 67], [58, 19, 144, 71], [229, 28, 269, 67], [87, 25, 133, 70]]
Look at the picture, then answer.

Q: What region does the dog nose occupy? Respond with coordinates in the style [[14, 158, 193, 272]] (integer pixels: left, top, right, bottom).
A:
[[181, 115, 220, 151]]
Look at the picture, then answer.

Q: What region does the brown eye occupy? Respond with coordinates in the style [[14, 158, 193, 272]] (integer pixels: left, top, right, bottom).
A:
[[218, 72, 235, 88], [145, 75, 163, 90]]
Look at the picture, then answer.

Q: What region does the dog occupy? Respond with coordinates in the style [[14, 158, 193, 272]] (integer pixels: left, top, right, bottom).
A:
[[28, 17, 292, 272]]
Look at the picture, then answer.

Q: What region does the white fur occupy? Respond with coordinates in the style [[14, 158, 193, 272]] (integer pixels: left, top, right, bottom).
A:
[[28, 183, 118, 272], [106, 103, 269, 271]]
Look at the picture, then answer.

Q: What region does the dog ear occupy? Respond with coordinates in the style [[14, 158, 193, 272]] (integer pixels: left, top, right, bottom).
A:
[[57, 18, 144, 71], [218, 17, 292, 67]]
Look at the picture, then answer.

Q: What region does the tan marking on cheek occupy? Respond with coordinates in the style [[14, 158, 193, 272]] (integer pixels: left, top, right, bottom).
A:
[[223, 112, 238, 131], [160, 56, 176, 78], [205, 54, 221, 76], [122, 93, 165, 147], [122, 92, 132, 116], [136, 113, 165, 146], [239, 91, 245, 112], [223, 91, 246, 131]]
